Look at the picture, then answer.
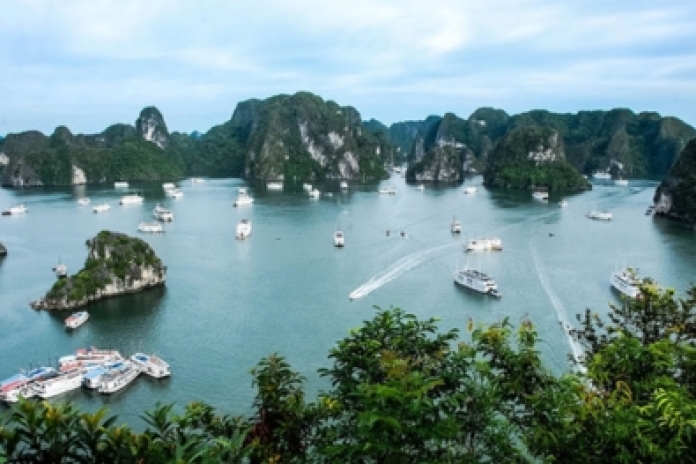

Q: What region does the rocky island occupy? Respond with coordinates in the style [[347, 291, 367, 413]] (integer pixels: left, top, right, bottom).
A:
[[31, 231, 166, 310], [654, 138, 696, 226], [0, 241, 6, 257]]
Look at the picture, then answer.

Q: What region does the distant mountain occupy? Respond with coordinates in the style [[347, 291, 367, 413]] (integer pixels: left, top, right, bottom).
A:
[[654, 138, 696, 225]]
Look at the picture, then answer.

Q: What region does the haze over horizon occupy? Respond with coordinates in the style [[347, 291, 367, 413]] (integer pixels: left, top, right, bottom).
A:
[[1, 0, 695, 135]]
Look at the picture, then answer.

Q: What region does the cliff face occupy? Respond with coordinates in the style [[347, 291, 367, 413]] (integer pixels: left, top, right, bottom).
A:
[[483, 126, 589, 191], [653, 139, 696, 225], [135, 107, 169, 149], [31, 230, 166, 310]]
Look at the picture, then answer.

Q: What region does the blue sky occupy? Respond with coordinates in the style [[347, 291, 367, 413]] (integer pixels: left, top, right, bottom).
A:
[[1, 0, 695, 135]]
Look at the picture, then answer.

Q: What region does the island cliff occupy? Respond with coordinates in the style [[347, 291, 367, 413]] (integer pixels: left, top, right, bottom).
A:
[[653, 139, 696, 225], [31, 231, 166, 310], [0, 241, 6, 257]]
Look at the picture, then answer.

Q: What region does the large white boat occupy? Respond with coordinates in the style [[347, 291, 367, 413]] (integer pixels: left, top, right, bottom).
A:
[[119, 193, 144, 205], [463, 186, 477, 194], [71, 347, 123, 365], [138, 221, 164, 233], [77, 197, 90, 206], [586, 210, 612, 221], [114, 181, 129, 188], [309, 189, 321, 198], [98, 361, 141, 394], [82, 361, 125, 389], [451, 218, 462, 234], [465, 238, 503, 252], [236, 219, 252, 240], [65, 311, 89, 329], [610, 268, 641, 299], [454, 265, 501, 298], [153, 203, 174, 222], [233, 188, 254, 207], [379, 186, 396, 195], [334, 230, 345, 247], [2, 204, 27, 216], [130, 353, 171, 378], [267, 181, 283, 191], [32, 369, 84, 399], [593, 171, 611, 180], [93, 203, 111, 213], [162, 182, 176, 190]]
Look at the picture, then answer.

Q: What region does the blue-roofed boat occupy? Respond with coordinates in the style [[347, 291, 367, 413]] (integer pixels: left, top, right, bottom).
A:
[[83, 361, 124, 389], [130, 353, 171, 378]]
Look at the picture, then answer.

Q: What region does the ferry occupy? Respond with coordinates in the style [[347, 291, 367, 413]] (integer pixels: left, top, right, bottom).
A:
[[586, 210, 612, 221], [130, 353, 171, 378], [138, 221, 164, 233], [98, 361, 141, 394], [93, 203, 111, 213], [610, 268, 641, 299], [233, 188, 254, 207], [454, 266, 501, 298], [463, 186, 477, 194], [114, 181, 129, 188], [77, 197, 90, 206], [32, 369, 84, 399], [65, 311, 89, 329], [236, 219, 252, 240], [153, 203, 174, 222], [119, 193, 144, 205], [334, 230, 345, 247], [267, 181, 283, 191], [465, 238, 503, 252], [2, 204, 27, 216]]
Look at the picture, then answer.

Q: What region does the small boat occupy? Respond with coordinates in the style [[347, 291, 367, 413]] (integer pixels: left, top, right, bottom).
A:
[[65, 311, 89, 329], [190, 177, 206, 184], [558, 199, 568, 208], [454, 265, 501, 298], [130, 353, 171, 378], [463, 186, 476, 194], [138, 221, 164, 233], [114, 181, 129, 188], [233, 188, 254, 207], [153, 203, 174, 222], [379, 186, 396, 195], [465, 238, 503, 252], [451, 217, 462, 234], [119, 193, 144, 205], [309, 189, 321, 198], [93, 203, 111, 213], [586, 210, 612, 221], [162, 182, 176, 190], [334, 230, 345, 247], [53, 259, 68, 278], [340, 181, 349, 190], [165, 188, 184, 199], [615, 178, 629, 186], [610, 268, 641, 299], [98, 361, 140, 394], [32, 369, 84, 399], [77, 198, 90, 206], [2, 204, 27, 216], [267, 181, 283, 191], [532, 188, 549, 201], [417, 184, 424, 191], [593, 171, 611, 180], [236, 219, 252, 240], [303, 183, 313, 191]]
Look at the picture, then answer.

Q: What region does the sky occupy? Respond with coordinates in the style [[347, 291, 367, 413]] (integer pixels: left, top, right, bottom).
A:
[[1, 0, 695, 135]]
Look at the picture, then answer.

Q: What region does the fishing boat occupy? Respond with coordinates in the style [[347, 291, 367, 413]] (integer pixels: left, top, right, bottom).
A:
[[334, 230, 345, 247], [610, 268, 641, 299], [65, 311, 89, 329], [153, 203, 174, 222], [379, 186, 396, 195], [267, 181, 283, 191], [233, 188, 254, 207], [463, 186, 477, 194], [236, 219, 252, 240], [119, 193, 144, 205], [454, 264, 501, 298], [138, 222, 164, 233], [130, 353, 171, 378], [32, 369, 84, 399], [586, 210, 612, 221], [309, 189, 321, 198], [451, 217, 462, 234], [114, 181, 129, 188], [98, 361, 141, 394], [2, 204, 27, 216], [465, 238, 503, 252], [77, 197, 90, 206], [93, 203, 111, 213]]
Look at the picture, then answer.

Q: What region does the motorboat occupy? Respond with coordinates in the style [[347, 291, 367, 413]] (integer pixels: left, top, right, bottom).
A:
[[465, 238, 503, 252], [153, 203, 174, 222], [615, 178, 629, 186], [532, 188, 549, 201], [309, 189, 321, 198], [119, 193, 144, 205], [130, 353, 171, 378], [610, 268, 641, 299], [340, 181, 349, 190], [593, 171, 611, 180], [379, 186, 396, 195], [98, 361, 141, 394], [165, 188, 184, 199], [93, 203, 111, 213], [454, 265, 501, 298], [451, 218, 462, 234], [463, 186, 477, 194], [233, 188, 254, 207], [558, 199, 568, 208], [138, 221, 164, 233], [236, 219, 252, 240], [2, 204, 27, 216], [334, 230, 345, 247], [114, 181, 129, 188], [65, 311, 89, 329], [162, 182, 176, 190], [586, 210, 612, 221], [267, 181, 283, 191], [77, 198, 90, 206], [32, 369, 84, 399]]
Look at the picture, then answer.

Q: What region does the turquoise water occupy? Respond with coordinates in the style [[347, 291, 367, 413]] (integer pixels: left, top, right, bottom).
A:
[[1, 176, 695, 424]]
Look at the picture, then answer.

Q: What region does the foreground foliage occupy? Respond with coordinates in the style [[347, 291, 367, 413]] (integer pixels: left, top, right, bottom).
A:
[[3, 280, 696, 462]]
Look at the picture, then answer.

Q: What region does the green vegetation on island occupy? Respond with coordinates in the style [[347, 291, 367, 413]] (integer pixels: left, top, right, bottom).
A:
[[6, 278, 696, 462], [654, 138, 696, 225]]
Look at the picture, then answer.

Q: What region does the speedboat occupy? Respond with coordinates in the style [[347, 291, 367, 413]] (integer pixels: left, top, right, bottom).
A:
[[32, 369, 84, 399], [379, 186, 396, 195], [236, 219, 252, 239], [454, 266, 501, 298], [233, 188, 254, 207], [463, 186, 476, 194], [267, 181, 283, 191], [138, 222, 164, 233], [93, 203, 111, 213], [334, 230, 345, 247], [586, 210, 612, 221], [98, 361, 140, 394], [119, 193, 144, 205], [130, 353, 171, 378], [153, 203, 174, 222], [65, 311, 89, 329], [610, 268, 641, 299], [162, 182, 176, 190], [309, 189, 321, 198], [451, 218, 462, 234], [77, 198, 90, 206], [165, 188, 184, 199], [2, 204, 27, 216], [114, 181, 129, 188], [465, 238, 503, 252]]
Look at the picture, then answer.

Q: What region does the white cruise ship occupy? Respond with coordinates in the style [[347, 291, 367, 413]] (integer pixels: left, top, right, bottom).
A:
[[610, 268, 641, 299], [454, 266, 501, 298], [233, 188, 254, 207], [82, 361, 125, 389], [119, 193, 144, 205], [153, 204, 174, 222], [98, 361, 141, 394], [32, 369, 84, 399], [236, 219, 252, 240], [465, 238, 503, 252], [130, 353, 171, 378], [93, 203, 111, 213]]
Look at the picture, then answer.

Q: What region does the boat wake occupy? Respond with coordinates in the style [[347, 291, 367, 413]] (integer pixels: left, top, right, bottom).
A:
[[530, 243, 585, 369]]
